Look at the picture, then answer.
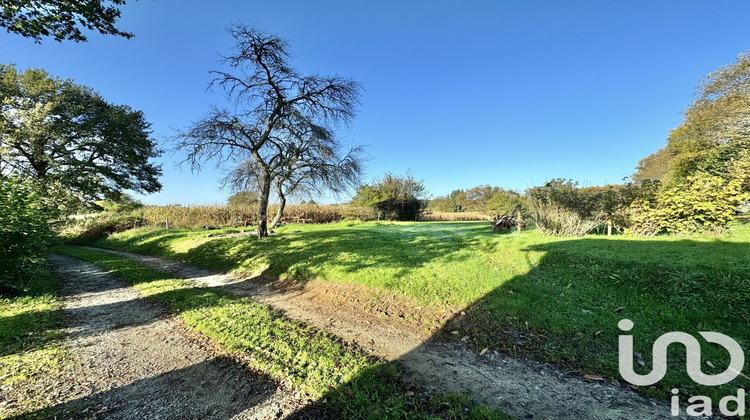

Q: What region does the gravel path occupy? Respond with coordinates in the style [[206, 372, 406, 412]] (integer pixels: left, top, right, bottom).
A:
[[81, 246, 690, 420], [45, 254, 303, 419]]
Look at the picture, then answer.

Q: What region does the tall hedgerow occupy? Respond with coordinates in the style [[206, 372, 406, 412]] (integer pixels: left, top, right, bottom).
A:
[[630, 172, 746, 235], [0, 178, 54, 292]]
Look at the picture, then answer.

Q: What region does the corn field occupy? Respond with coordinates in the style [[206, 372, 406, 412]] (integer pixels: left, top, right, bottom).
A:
[[130, 203, 380, 229]]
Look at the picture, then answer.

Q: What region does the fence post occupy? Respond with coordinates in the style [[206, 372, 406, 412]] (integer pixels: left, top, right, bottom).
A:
[[165, 219, 169, 230]]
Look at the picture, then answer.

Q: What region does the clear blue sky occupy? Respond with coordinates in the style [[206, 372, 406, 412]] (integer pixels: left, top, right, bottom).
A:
[[4, 1, 750, 204]]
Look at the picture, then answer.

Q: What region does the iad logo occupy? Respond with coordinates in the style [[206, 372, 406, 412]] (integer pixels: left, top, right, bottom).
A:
[[617, 319, 747, 417]]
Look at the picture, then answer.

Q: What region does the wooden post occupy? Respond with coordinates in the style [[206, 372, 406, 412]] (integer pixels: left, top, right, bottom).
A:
[[165, 219, 169, 230], [607, 220, 612, 236], [517, 210, 522, 233]]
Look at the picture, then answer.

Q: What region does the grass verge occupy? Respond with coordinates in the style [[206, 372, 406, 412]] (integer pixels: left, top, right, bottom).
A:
[[56, 246, 509, 419], [0, 264, 69, 419]]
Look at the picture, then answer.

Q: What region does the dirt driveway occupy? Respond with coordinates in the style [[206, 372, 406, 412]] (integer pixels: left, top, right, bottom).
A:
[[36, 254, 304, 419]]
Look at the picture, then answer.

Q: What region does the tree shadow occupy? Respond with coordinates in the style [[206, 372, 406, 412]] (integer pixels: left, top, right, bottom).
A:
[[289, 234, 750, 418], [12, 357, 279, 420], [0, 309, 65, 357]]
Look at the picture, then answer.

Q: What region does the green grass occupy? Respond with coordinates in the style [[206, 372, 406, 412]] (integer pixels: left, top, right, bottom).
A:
[[79, 220, 750, 404], [56, 246, 509, 419], [0, 264, 69, 419]]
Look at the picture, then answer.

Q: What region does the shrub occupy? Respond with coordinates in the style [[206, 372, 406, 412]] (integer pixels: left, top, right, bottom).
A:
[[62, 213, 145, 243], [0, 179, 53, 292], [631, 172, 747, 235], [530, 199, 600, 236]]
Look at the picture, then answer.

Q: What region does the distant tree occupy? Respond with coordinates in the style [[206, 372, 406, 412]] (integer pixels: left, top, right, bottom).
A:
[[485, 188, 525, 216], [632, 147, 675, 184], [0, 0, 134, 42], [227, 191, 259, 207], [352, 172, 428, 220], [95, 192, 143, 213], [0, 64, 162, 212], [176, 24, 362, 238], [428, 196, 456, 212]]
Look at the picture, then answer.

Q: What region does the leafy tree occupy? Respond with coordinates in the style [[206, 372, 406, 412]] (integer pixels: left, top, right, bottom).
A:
[[94, 192, 143, 213], [665, 51, 750, 190], [227, 191, 259, 207], [0, 64, 162, 212], [176, 24, 362, 238], [0, 0, 133, 42], [352, 172, 427, 221], [632, 146, 675, 184]]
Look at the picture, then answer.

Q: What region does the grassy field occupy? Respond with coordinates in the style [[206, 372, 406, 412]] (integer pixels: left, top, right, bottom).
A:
[[0, 265, 70, 419], [80, 220, 750, 403], [57, 246, 508, 419]]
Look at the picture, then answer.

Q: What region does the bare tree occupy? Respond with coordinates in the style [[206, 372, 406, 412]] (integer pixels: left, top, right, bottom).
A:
[[175, 24, 362, 238], [225, 121, 364, 227]]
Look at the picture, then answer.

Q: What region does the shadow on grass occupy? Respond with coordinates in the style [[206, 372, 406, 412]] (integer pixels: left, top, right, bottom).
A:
[[96, 223, 488, 285], [0, 309, 65, 357], [81, 226, 750, 417], [291, 235, 750, 418]]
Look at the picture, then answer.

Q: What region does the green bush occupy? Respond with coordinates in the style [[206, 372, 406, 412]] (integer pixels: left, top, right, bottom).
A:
[[60, 213, 145, 243], [0, 179, 53, 292], [631, 172, 747, 235]]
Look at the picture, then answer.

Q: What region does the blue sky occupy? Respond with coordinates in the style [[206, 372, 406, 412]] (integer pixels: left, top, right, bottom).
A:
[[4, 1, 750, 204]]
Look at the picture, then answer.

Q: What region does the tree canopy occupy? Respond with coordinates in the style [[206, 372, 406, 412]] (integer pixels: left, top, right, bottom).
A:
[[0, 64, 162, 211], [176, 24, 363, 238], [634, 51, 750, 192], [0, 0, 133, 42], [353, 172, 428, 221]]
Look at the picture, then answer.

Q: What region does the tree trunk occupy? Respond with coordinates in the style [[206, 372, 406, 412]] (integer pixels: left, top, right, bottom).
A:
[[257, 173, 272, 239], [270, 183, 286, 228]]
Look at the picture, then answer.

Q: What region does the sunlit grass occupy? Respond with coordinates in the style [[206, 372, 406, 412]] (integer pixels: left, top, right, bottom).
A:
[[0, 266, 69, 419]]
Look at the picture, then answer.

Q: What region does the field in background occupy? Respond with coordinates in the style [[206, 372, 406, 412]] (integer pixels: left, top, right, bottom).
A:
[[420, 211, 490, 221], [78, 219, 750, 403], [65, 205, 495, 234]]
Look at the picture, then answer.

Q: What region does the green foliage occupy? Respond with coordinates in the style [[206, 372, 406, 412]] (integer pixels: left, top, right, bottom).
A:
[[0, 64, 162, 212], [527, 179, 637, 234], [353, 172, 428, 221], [94, 193, 143, 213], [61, 213, 144, 243], [0, 178, 54, 292], [630, 172, 747, 235], [227, 190, 259, 206], [430, 185, 526, 217], [0, 0, 133, 42], [632, 146, 675, 184]]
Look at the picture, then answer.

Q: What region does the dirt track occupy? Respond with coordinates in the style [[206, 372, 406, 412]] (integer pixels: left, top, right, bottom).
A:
[[42, 254, 303, 419], [79, 246, 689, 420]]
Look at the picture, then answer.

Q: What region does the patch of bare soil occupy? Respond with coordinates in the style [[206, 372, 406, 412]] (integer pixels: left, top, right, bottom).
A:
[[37, 254, 305, 419], [82, 247, 691, 420]]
